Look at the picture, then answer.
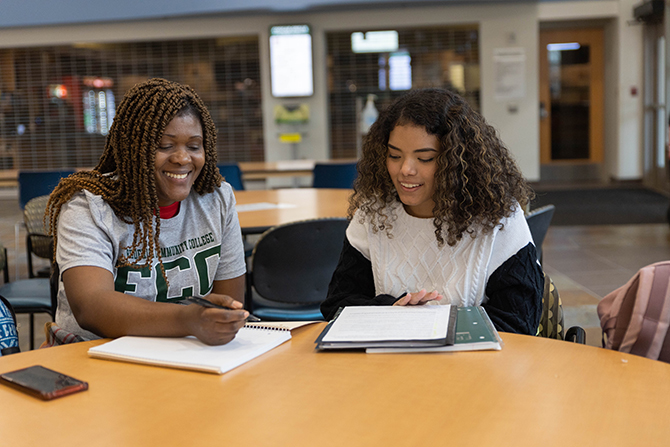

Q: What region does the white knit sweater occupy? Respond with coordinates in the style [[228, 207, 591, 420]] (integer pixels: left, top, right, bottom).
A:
[[346, 201, 533, 306]]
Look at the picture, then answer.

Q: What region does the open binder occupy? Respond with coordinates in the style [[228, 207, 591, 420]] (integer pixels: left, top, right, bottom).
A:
[[366, 306, 503, 353], [315, 305, 457, 350]]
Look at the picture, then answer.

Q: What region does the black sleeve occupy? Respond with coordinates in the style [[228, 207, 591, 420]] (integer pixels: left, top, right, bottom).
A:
[[320, 237, 397, 320], [482, 242, 544, 335]]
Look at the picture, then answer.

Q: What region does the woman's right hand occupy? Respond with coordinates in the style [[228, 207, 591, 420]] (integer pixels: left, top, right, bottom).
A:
[[393, 289, 443, 306], [183, 295, 248, 345]]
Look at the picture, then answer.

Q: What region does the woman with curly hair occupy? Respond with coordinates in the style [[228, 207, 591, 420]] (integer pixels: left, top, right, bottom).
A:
[[46, 78, 248, 345], [320, 88, 543, 334]]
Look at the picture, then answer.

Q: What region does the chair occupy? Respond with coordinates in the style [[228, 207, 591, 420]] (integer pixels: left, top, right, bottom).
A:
[[525, 204, 555, 265], [247, 218, 349, 320], [217, 163, 245, 191], [312, 162, 358, 189], [18, 170, 75, 209], [0, 243, 55, 350], [24, 195, 52, 278], [537, 271, 586, 344]]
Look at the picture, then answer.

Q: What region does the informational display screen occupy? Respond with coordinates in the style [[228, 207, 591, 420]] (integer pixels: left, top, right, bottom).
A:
[[351, 30, 399, 53], [270, 25, 314, 98]]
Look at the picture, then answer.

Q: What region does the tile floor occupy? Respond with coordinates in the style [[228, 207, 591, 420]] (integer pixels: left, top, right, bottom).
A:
[[2, 188, 670, 351], [542, 223, 670, 347]]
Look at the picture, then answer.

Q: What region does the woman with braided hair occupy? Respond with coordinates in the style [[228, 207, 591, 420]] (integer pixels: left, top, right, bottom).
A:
[[47, 78, 248, 345], [321, 88, 543, 334]]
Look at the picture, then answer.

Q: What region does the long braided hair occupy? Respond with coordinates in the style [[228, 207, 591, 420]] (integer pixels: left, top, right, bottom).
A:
[[46, 78, 221, 277], [351, 88, 532, 247]]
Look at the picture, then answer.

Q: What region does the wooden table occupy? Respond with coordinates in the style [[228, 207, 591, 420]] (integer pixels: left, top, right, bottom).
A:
[[2, 324, 670, 447], [234, 188, 352, 235], [239, 160, 317, 180], [239, 159, 357, 181]]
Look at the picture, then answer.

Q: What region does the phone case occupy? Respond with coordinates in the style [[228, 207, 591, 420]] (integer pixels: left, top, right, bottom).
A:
[[0, 365, 88, 400]]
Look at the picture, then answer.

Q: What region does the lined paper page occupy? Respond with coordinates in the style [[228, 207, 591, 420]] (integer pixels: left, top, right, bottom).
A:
[[322, 306, 451, 342]]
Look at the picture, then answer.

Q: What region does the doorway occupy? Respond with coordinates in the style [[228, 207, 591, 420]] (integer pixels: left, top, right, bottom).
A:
[[642, 22, 669, 193], [539, 28, 605, 181]]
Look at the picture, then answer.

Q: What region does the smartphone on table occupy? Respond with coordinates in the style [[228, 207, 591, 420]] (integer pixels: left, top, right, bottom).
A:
[[0, 365, 88, 400]]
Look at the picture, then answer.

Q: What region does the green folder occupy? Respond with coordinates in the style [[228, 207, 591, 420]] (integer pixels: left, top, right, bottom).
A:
[[366, 306, 503, 353]]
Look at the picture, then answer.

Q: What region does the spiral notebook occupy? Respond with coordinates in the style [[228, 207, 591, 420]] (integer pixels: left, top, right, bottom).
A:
[[88, 325, 291, 375]]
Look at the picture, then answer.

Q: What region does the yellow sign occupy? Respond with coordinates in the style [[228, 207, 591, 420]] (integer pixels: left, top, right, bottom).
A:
[[279, 133, 303, 143]]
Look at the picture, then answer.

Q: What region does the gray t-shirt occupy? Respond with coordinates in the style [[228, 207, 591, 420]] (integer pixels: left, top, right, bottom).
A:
[[55, 183, 246, 340]]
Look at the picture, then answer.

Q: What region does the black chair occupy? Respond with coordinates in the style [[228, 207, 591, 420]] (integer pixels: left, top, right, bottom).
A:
[[312, 162, 358, 189], [0, 243, 55, 350], [24, 195, 52, 278], [217, 163, 245, 191], [525, 204, 555, 265], [247, 218, 349, 320]]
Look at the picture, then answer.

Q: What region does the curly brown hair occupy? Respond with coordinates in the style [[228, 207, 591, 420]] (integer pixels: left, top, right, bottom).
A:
[[46, 78, 222, 278], [350, 88, 532, 246]]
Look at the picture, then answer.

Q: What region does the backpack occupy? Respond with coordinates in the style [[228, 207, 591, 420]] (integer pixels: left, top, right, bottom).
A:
[[597, 261, 670, 362], [0, 295, 19, 356]]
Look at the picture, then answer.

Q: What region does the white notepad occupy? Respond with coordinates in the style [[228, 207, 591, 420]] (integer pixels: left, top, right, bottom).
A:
[[88, 327, 291, 374]]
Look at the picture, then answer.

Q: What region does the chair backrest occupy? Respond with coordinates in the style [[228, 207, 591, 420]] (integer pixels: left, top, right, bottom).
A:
[[537, 271, 564, 339], [217, 163, 245, 191], [251, 218, 349, 305], [18, 170, 75, 209], [312, 162, 358, 189], [537, 271, 586, 343], [24, 195, 53, 260], [525, 204, 555, 263]]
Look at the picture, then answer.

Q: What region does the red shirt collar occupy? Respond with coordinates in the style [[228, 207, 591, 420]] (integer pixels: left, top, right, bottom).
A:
[[158, 201, 180, 219]]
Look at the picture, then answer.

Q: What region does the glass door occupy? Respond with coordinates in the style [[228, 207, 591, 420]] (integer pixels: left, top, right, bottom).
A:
[[539, 28, 604, 165], [642, 23, 669, 192]]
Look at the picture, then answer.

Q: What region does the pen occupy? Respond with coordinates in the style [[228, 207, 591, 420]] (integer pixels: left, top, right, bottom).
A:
[[182, 297, 261, 322]]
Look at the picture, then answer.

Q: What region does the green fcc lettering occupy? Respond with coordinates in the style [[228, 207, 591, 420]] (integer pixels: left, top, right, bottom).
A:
[[113, 245, 221, 302], [194, 245, 221, 295], [155, 258, 193, 302], [114, 265, 152, 293]]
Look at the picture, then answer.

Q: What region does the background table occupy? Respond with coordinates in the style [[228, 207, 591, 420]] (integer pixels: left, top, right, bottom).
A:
[[234, 188, 351, 234], [2, 324, 670, 447], [239, 159, 357, 181]]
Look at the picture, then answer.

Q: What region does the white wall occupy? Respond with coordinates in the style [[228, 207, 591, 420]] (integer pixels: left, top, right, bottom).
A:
[[480, 4, 539, 180], [616, 0, 645, 180]]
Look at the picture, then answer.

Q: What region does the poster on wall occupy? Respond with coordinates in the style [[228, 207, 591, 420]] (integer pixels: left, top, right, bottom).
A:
[[269, 24, 314, 98], [493, 47, 526, 100]]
